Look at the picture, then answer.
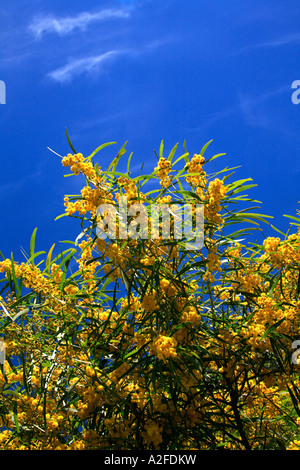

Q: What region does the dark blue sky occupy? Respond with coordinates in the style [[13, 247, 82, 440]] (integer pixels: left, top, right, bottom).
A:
[[0, 0, 300, 259]]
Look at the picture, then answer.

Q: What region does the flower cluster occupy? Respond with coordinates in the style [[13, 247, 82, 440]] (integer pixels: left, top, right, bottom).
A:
[[204, 178, 227, 226], [141, 292, 158, 312], [62, 153, 96, 179], [154, 157, 172, 188], [185, 153, 206, 195], [150, 334, 178, 362]]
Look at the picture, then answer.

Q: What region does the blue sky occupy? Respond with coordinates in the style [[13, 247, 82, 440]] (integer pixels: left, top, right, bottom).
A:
[[0, 0, 300, 259]]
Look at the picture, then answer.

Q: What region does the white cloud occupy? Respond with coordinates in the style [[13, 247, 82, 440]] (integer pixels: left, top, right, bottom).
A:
[[47, 36, 170, 83], [29, 8, 130, 38], [257, 32, 300, 49], [237, 94, 270, 128], [47, 50, 124, 83], [232, 32, 300, 57], [186, 86, 290, 134], [237, 86, 290, 129]]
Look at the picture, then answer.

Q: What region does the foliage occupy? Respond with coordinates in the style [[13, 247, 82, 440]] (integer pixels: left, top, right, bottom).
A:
[[0, 135, 300, 450]]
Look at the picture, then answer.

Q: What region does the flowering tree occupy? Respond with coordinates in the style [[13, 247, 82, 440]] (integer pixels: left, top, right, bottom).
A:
[[0, 135, 300, 450]]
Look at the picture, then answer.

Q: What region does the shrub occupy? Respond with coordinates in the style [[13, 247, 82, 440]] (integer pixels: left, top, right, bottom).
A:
[[0, 135, 300, 450]]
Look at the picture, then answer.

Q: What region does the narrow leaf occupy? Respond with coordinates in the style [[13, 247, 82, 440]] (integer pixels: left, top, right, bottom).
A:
[[65, 127, 77, 154]]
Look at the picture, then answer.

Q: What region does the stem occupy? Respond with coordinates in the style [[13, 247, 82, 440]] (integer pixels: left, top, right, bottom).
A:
[[227, 381, 251, 451]]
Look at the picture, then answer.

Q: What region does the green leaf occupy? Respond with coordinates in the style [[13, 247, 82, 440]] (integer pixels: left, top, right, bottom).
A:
[[65, 127, 77, 154], [88, 141, 117, 160], [204, 152, 226, 164], [226, 178, 254, 191], [126, 152, 133, 175], [10, 253, 21, 299], [199, 139, 213, 156], [159, 140, 164, 159], [59, 250, 77, 292], [287, 384, 300, 416], [107, 142, 127, 172], [46, 243, 56, 275], [27, 251, 46, 267], [172, 152, 189, 167], [51, 248, 77, 274], [261, 317, 286, 340], [283, 214, 300, 224], [270, 224, 286, 236], [181, 141, 189, 163], [55, 213, 68, 221], [227, 183, 257, 196], [296, 271, 300, 298], [167, 142, 178, 162], [13, 403, 20, 434], [30, 227, 38, 264], [174, 177, 189, 202]]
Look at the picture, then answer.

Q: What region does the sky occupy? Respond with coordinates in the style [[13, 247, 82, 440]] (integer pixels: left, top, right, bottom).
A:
[[0, 0, 300, 261]]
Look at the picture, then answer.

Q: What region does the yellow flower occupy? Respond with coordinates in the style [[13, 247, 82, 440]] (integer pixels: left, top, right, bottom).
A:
[[144, 421, 163, 447], [150, 334, 177, 362], [154, 157, 172, 187], [141, 293, 158, 312]]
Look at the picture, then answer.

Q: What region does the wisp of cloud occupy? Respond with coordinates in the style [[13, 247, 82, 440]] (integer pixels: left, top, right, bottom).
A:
[[29, 8, 130, 38], [47, 50, 124, 83]]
